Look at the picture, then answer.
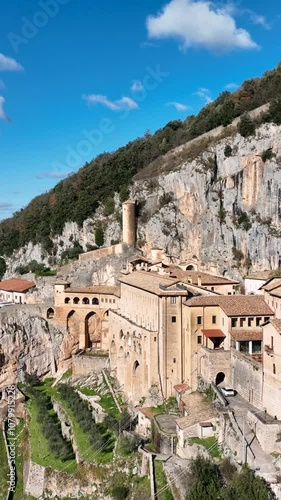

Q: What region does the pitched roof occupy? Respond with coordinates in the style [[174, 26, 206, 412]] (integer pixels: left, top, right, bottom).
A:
[[184, 295, 274, 317], [245, 272, 271, 280], [269, 318, 281, 334], [268, 286, 281, 298], [64, 285, 120, 297], [118, 271, 189, 296], [167, 266, 239, 286], [202, 329, 225, 338], [0, 278, 36, 293], [176, 393, 216, 430], [231, 329, 263, 341], [260, 277, 281, 292]]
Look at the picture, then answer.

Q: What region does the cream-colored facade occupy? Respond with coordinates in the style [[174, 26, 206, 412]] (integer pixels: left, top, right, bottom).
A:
[[108, 272, 189, 404], [262, 319, 281, 419], [182, 295, 274, 391], [260, 277, 281, 319]]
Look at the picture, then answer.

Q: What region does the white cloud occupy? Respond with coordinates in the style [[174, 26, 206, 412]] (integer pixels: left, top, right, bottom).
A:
[[131, 80, 144, 92], [0, 96, 10, 121], [0, 53, 23, 72], [82, 94, 138, 111], [140, 41, 158, 49], [225, 82, 239, 90], [146, 0, 257, 52], [194, 87, 213, 104], [166, 101, 190, 111]]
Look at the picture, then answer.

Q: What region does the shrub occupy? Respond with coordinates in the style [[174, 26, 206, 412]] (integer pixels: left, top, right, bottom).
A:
[[261, 148, 274, 162], [95, 225, 105, 247], [103, 197, 115, 216], [217, 208, 226, 223], [238, 113, 256, 138], [0, 257, 6, 280], [232, 247, 244, 262], [224, 145, 233, 157], [237, 211, 252, 231], [110, 485, 129, 499], [159, 192, 174, 208]]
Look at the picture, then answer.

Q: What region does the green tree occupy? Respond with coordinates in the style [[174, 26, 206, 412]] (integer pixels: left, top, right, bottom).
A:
[[238, 113, 256, 138], [224, 145, 233, 157], [95, 226, 104, 247], [0, 257, 6, 280]]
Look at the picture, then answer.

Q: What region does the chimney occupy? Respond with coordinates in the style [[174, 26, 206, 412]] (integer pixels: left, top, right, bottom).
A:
[[198, 275, 202, 287]]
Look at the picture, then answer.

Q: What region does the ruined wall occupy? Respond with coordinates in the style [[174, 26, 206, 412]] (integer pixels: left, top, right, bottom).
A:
[[72, 355, 108, 376]]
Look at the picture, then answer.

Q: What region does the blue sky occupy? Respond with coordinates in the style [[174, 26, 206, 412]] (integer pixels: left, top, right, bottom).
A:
[[0, 0, 280, 219]]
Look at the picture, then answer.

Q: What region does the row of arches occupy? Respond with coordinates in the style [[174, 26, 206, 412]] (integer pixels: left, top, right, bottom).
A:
[[65, 297, 99, 305]]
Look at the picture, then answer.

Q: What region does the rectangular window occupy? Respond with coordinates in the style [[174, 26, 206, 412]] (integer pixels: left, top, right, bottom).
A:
[[222, 317, 224, 326], [271, 336, 274, 350], [256, 317, 261, 326], [101, 298, 104, 302], [197, 316, 202, 325], [197, 335, 202, 344], [154, 337, 157, 342], [231, 318, 238, 328], [105, 298, 108, 303], [173, 358, 176, 363], [273, 363, 276, 375], [171, 316, 177, 323], [109, 299, 112, 303], [170, 297, 176, 304], [248, 317, 253, 327], [113, 299, 115, 303], [239, 318, 246, 327], [212, 315, 217, 324], [264, 317, 270, 322]]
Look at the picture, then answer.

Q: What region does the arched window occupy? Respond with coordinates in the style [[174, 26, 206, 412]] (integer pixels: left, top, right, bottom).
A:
[[120, 330, 125, 340], [73, 297, 80, 304], [186, 265, 195, 271], [64, 297, 70, 304], [82, 297, 89, 304], [92, 298, 99, 305]]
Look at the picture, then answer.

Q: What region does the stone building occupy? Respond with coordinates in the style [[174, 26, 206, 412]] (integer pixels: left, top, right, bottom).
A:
[[182, 295, 274, 391], [53, 280, 120, 350], [167, 267, 239, 295], [0, 278, 36, 304], [262, 318, 281, 419], [108, 271, 190, 404], [260, 277, 281, 318]]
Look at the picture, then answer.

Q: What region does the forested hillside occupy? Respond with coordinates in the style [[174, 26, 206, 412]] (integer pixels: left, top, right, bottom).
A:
[[1, 63, 281, 258]]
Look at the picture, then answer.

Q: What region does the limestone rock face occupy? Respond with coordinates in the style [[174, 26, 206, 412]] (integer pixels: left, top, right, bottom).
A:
[[0, 305, 69, 389], [134, 122, 281, 277], [4, 122, 281, 278]]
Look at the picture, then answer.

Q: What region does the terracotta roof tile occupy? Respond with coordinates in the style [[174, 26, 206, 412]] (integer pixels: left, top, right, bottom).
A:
[[184, 295, 274, 317], [261, 278, 281, 292], [269, 318, 281, 334], [0, 278, 36, 293], [231, 329, 263, 341], [174, 384, 190, 394], [202, 329, 226, 338], [167, 266, 239, 285], [118, 271, 189, 296]]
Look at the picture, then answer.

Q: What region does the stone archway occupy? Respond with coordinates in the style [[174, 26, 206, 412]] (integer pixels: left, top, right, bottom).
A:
[[85, 312, 101, 349], [186, 264, 195, 271], [66, 310, 81, 350], [215, 372, 225, 386], [132, 360, 142, 403]]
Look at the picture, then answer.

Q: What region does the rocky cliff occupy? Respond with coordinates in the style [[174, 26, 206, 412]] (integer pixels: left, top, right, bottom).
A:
[[0, 305, 73, 389], [5, 120, 281, 279]]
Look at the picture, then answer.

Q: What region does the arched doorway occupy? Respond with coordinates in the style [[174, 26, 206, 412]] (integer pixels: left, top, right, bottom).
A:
[[132, 360, 142, 403], [47, 307, 54, 319], [85, 312, 101, 349], [66, 310, 80, 345], [215, 372, 225, 386]]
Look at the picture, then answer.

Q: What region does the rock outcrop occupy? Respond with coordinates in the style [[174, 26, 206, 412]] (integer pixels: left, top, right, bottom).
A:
[[0, 305, 71, 389]]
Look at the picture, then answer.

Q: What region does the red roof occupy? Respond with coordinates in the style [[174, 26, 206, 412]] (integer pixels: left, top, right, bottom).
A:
[[202, 329, 226, 338], [174, 383, 190, 394], [0, 278, 36, 293]]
